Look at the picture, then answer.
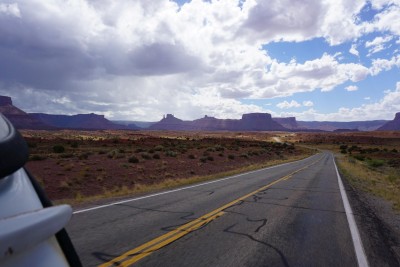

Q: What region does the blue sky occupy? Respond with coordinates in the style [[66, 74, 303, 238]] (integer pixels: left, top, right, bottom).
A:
[[0, 0, 399, 121]]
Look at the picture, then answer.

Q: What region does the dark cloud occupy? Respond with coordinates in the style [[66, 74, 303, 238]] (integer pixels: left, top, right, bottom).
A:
[[104, 42, 202, 76], [0, 8, 96, 90], [0, 2, 201, 93]]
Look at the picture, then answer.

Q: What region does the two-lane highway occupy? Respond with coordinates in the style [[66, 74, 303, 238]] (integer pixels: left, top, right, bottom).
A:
[[68, 152, 367, 266]]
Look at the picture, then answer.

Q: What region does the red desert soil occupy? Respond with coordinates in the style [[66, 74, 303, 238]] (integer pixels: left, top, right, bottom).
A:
[[22, 130, 311, 201]]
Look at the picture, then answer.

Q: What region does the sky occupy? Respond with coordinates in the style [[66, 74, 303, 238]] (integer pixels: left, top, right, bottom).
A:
[[0, 0, 399, 122]]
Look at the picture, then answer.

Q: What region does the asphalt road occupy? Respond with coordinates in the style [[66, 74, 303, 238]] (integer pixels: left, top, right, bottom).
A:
[[67, 152, 366, 267]]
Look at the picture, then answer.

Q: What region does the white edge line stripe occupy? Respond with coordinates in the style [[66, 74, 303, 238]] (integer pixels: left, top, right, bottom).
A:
[[73, 154, 318, 214], [333, 155, 369, 267]]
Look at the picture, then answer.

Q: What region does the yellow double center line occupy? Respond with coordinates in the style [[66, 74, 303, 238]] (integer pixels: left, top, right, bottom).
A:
[[99, 157, 322, 267]]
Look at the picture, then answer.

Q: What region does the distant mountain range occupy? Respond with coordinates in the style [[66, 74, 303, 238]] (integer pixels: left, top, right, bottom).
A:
[[0, 95, 137, 130], [1, 95, 399, 131], [148, 113, 287, 131], [296, 120, 388, 131], [30, 113, 139, 130]]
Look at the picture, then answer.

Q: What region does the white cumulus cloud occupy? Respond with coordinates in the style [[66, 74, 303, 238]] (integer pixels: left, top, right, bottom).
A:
[[273, 82, 400, 121], [365, 35, 394, 56], [349, 44, 360, 57], [345, 85, 359, 91], [303, 101, 314, 107], [277, 100, 301, 109]]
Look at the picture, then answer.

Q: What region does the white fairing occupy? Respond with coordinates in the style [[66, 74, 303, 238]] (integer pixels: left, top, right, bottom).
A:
[[0, 168, 71, 267]]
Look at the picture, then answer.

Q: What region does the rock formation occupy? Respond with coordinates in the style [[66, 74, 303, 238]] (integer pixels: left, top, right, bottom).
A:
[[298, 120, 387, 131], [0, 96, 12, 106], [241, 113, 287, 131], [30, 113, 135, 130], [273, 117, 299, 130], [0, 95, 138, 130], [377, 112, 400, 131], [149, 113, 288, 131], [148, 114, 191, 130], [0, 96, 51, 129]]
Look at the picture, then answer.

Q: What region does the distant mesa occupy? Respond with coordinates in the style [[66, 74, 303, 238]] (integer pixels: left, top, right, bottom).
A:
[[272, 117, 300, 130], [0, 95, 52, 129], [297, 120, 387, 131], [149, 113, 288, 131], [333, 128, 360, 133], [241, 113, 287, 131], [377, 112, 400, 131], [0, 96, 12, 106], [0, 95, 139, 130], [30, 113, 137, 130], [149, 114, 190, 130]]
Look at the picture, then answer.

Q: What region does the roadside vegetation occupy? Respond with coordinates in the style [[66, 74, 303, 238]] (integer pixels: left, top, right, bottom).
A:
[[336, 145, 400, 210], [283, 132, 400, 211], [22, 130, 315, 205]]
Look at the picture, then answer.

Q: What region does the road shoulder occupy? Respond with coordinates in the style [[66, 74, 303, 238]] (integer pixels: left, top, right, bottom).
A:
[[340, 168, 400, 266]]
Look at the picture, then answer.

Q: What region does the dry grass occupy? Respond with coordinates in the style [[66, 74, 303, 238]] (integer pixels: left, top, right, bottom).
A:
[[54, 152, 314, 206], [336, 154, 400, 210]]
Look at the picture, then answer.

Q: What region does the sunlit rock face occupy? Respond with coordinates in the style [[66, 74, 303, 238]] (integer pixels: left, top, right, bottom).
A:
[[273, 117, 299, 130]]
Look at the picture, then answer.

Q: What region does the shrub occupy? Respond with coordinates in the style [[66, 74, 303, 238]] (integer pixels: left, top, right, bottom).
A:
[[78, 153, 90, 160], [207, 156, 214, 161], [339, 145, 348, 151], [115, 153, 125, 159], [152, 153, 161, 159], [178, 147, 187, 154], [228, 155, 235, 160], [53, 145, 65, 153], [29, 155, 46, 161], [214, 145, 225, 152], [27, 142, 37, 148], [353, 155, 365, 161], [188, 154, 196, 159], [70, 141, 79, 148], [249, 150, 259, 156], [387, 174, 399, 183], [60, 153, 73, 159], [154, 145, 164, 151], [107, 149, 121, 159], [200, 157, 208, 163], [128, 155, 139, 163], [165, 150, 177, 157], [135, 148, 145, 153], [367, 159, 385, 168], [141, 152, 152, 160]]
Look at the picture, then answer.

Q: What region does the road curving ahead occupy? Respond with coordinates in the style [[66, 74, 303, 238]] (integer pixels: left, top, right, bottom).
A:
[[68, 152, 370, 267]]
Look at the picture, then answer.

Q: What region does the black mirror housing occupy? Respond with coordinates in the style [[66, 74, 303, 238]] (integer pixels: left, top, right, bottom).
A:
[[0, 114, 29, 178]]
